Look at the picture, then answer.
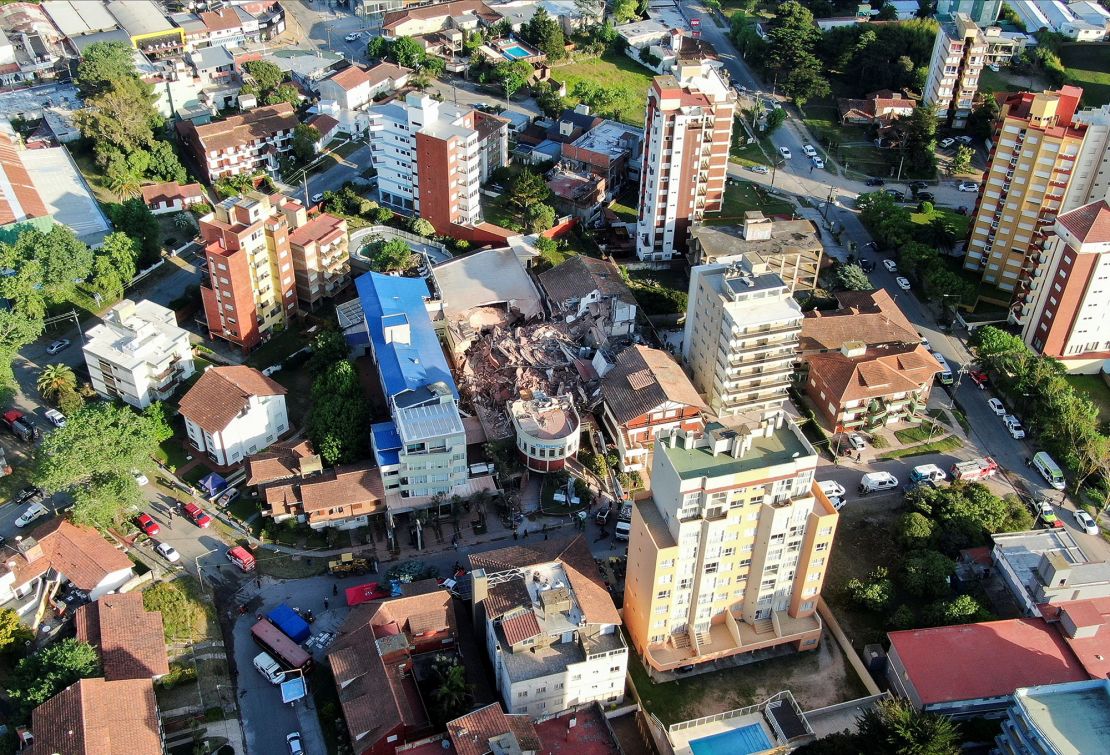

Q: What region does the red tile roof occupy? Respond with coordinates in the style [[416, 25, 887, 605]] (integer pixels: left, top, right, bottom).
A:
[[188, 103, 299, 153], [0, 130, 49, 225], [888, 618, 1090, 705], [501, 610, 542, 646], [806, 344, 939, 404], [288, 212, 346, 248], [139, 181, 204, 207], [801, 289, 920, 351], [1055, 597, 1110, 679], [246, 438, 320, 485], [1057, 199, 1110, 244], [74, 594, 169, 681], [9, 520, 132, 592], [447, 703, 540, 755], [178, 365, 286, 435], [28, 678, 162, 755]]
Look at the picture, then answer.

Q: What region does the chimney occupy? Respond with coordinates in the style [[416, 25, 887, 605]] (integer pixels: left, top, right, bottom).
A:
[[840, 340, 866, 358], [15, 536, 43, 564]]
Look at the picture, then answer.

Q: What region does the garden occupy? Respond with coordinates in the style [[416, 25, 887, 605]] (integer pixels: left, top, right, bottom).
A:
[[556, 48, 654, 127]]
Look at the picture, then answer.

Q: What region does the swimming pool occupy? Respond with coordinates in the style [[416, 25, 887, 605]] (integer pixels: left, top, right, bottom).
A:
[[687, 723, 773, 755], [501, 45, 531, 60]]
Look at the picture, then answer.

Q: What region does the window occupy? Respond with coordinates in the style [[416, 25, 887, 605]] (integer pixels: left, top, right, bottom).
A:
[[656, 590, 671, 599]]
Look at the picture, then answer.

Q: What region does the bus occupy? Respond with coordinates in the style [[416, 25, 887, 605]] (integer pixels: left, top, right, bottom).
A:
[[251, 620, 312, 672], [1033, 452, 1065, 491]]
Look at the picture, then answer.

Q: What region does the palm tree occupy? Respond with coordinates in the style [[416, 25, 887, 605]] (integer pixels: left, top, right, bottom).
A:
[[107, 172, 142, 199], [37, 363, 77, 404]]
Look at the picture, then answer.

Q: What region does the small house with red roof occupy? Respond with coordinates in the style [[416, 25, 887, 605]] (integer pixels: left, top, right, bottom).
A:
[[140, 181, 206, 215]]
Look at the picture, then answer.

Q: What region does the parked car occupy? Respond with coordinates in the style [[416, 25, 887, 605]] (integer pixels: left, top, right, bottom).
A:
[[217, 487, 241, 507], [344, 32, 360, 42], [896, 276, 911, 290], [847, 433, 867, 451], [614, 520, 631, 541], [939, 137, 956, 149], [14, 486, 43, 506], [45, 339, 70, 355], [956, 135, 974, 144], [183, 502, 213, 528], [858, 472, 899, 494], [1074, 510, 1099, 536], [310, 192, 323, 203], [595, 507, 610, 525], [1004, 415, 1025, 439], [886, 189, 906, 201], [918, 334, 930, 349], [969, 369, 989, 388], [818, 480, 846, 499], [1037, 501, 1063, 529], [44, 408, 66, 427], [15, 502, 49, 528], [916, 191, 935, 202], [958, 181, 980, 192], [778, 146, 792, 159], [132, 470, 149, 486], [811, 155, 825, 169], [908, 181, 928, 191], [859, 259, 875, 272], [2, 409, 36, 442], [747, 165, 769, 174], [135, 513, 160, 536], [882, 259, 898, 273], [988, 397, 1006, 415], [287, 732, 305, 755], [156, 542, 181, 562], [802, 144, 817, 157], [865, 178, 886, 186]]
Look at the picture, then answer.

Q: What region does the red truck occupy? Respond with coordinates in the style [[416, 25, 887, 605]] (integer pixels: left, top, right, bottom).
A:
[[250, 620, 312, 672], [1, 410, 36, 443], [951, 457, 999, 481]]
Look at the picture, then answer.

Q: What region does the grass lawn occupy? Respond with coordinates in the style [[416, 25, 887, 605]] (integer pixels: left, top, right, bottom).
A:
[[729, 140, 769, 167], [879, 435, 963, 460], [245, 327, 311, 370], [625, 268, 688, 317], [911, 207, 972, 238], [609, 189, 638, 224], [893, 423, 940, 445], [703, 181, 794, 225], [257, 551, 328, 579], [69, 146, 117, 205], [557, 49, 653, 127], [479, 193, 523, 232], [1060, 44, 1110, 108], [1066, 374, 1110, 424]]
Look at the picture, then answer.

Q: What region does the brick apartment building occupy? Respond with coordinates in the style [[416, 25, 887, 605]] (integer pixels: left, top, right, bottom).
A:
[[179, 102, 299, 183]]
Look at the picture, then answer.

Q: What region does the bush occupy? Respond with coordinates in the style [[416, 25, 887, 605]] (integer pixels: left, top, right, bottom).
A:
[[143, 579, 211, 642], [845, 566, 894, 612]]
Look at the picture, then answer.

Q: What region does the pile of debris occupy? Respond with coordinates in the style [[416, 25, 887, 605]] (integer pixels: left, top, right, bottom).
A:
[[458, 320, 603, 440]]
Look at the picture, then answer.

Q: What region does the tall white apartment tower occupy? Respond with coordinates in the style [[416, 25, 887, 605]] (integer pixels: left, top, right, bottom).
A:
[[923, 13, 987, 128], [636, 62, 734, 261], [1066, 104, 1110, 213], [681, 258, 802, 419]]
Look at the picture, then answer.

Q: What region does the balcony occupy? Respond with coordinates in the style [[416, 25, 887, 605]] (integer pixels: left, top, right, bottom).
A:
[[642, 610, 822, 672]]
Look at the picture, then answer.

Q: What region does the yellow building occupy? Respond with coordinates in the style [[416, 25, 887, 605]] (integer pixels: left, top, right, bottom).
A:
[[623, 412, 839, 676], [964, 87, 1086, 303]]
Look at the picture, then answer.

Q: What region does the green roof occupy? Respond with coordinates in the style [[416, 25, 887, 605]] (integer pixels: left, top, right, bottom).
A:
[[661, 423, 813, 480]]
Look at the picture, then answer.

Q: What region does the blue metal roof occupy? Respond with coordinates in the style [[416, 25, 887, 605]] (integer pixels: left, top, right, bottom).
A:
[[354, 272, 458, 400], [371, 421, 402, 468]]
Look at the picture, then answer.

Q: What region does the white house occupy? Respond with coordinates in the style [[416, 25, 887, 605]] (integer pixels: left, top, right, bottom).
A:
[[178, 365, 289, 466], [140, 181, 207, 215], [317, 62, 413, 112], [83, 299, 196, 409]]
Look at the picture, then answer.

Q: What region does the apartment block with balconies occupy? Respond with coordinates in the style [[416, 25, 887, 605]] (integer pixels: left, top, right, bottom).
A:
[[83, 299, 195, 409], [622, 413, 838, 676], [963, 87, 1087, 312], [288, 212, 351, 309], [178, 103, 299, 183], [682, 258, 801, 421], [923, 13, 988, 128], [636, 62, 734, 261], [199, 192, 301, 352]]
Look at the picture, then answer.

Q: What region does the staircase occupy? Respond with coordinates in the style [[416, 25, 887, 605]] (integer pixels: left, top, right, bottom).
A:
[[670, 631, 691, 650], [753, 618, 775, 636], [695, 629, 712, 648]]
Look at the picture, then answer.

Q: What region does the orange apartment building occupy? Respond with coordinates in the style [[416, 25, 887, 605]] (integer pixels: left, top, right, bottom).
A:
[[623, 412, 839, 677], [178, 102, 299, 183], [964, 87, 1086, 305], [199, 192, 299, 351], [288, 211, 351, 309], [635, 62, 734, 261]]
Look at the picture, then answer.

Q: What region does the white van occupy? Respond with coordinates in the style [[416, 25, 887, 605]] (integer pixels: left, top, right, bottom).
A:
[[253, 652, 286, 685], [1033, 451, 1065, 491], [614, 520, 631, 541], [858, 472, 899, 494]]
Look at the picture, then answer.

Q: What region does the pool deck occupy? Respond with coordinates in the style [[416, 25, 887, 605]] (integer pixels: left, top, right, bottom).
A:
[[669, 713, 776, 755]]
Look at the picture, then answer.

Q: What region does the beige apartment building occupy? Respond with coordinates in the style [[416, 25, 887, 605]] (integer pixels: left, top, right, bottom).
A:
[[923, 13, 987, 128], [288, 212, 351, 309], [681, 260, 802, 419], [964, 87, 1086, 305], [623, 413, 839, 675]]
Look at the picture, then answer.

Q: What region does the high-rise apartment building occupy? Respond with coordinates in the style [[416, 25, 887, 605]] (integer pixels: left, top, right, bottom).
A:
[[923, 13, 987, 128], [936, 0, 1001, 25], [199, 192, 301, 351], [636, 62, 734, 261], [963, 87, 1087, 304], [288, 211, 351, 309], [623, 414, 838, 675], [681, 259, 802, 419], [368, 94, 508, 234], [1020, 199, 1110, 373], [1065, 104, 1110, 212]]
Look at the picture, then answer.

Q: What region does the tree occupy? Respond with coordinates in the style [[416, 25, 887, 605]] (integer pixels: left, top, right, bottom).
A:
[[782, 55, 830, 106], [949, 145, 973, 175], [0, 608, 32, 653], [266, 83, 300, 106], [535, 235, 558, 258], [389, 36, 427, 69], [0, 225, 92, 316], [897, 511, 934, 548], [243, 60, 285, 93], [524, 202, 556, 233], [845, 566, 894, 612], [0, 310, 43, 403], [429, 655, 471, 725], [901, 103, 939, 175], [876, 3, 898, 20], [71, 472, 144, 530], [35, 402, 167, 492], [74, 76, 161, 160], [293, 123, 320, 164], [105, 150, 145, 198], [90, 232, 139, 300], [967, 94, 1000, 141], [75, 41, 138, 98], [106, 199, 161, 267], [533, 79, 567, 118], [925, 594, 988, 627], [834, 263, 873, 291], [37, 364, 77, 405], [369, 238, 415, 273], [307, 360, 369, 465], [495, 59, 532, 98], [409, 217, 436, 238], [7, 639, 101, 717], [856, 698, 960, 755], [900, 549, 956, 598], [510, 169, 551, 212], [907, 482, 1032, 554], [307, 329, 350, 376], [522, 7, 566, 59], [612, 0, 639, 23]]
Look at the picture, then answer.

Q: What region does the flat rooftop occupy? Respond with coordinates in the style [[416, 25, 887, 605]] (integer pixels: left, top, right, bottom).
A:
[[692, 222, 822, 261], [660, 421, 814, 481], [992, 529, 1110, 594], [431, 247, 542, 321], [510, 395, 579, 440], [1016, 680, 1110, 755], [571, 119, 642, 158]]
